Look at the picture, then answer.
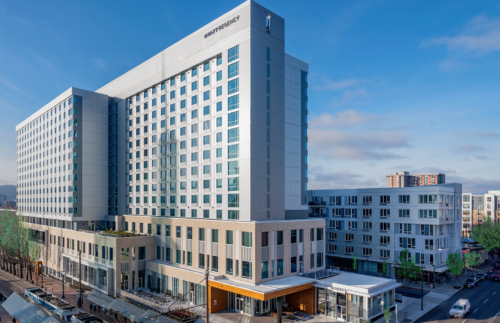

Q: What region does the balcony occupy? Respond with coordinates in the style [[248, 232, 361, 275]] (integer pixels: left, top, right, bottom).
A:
[[309, 213, 326, 218]]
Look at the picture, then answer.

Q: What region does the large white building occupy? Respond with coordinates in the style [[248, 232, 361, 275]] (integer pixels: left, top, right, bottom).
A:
[[12, 1, 402, 321]]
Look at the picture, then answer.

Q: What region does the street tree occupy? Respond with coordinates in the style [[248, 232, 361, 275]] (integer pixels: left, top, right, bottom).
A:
[[353, 254, 357, 272], [384, 305, 393, 323], [393, 249, 421, 285], [446, 252, 464, 288], [464, 251, 482, 276], [472, 216, 500, 265]]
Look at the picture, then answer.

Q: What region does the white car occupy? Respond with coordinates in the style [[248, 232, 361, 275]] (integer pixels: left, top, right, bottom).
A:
[[449, 299, 470, 318]]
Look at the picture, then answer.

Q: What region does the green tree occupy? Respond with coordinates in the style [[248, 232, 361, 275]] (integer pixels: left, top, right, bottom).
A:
[[382, 259, 387, 276], [464, 251, 482, 276], [472, 216, 500, 265], [384, 305, 393, 323], [446, 252, 464, 288], [353, 254, 357, 272], [393, 249, 421, 285]]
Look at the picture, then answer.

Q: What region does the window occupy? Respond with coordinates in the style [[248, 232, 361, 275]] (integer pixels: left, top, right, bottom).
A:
[[228, 194, 239, 207], [380, 236, 390, 245], [228, 62, 239, 78], [228, 144, 239, 159], [399, 209, 410, 217], [345, 246, 354, 254], [203, 62, 210, 71], [399, 195, 410, 203], [345, 234, 354, 242], [277, 259, 283, 276], [377, 223, 391, 232], [228, 95, 239, 110], [380, 195, 390, 204], [362, 235, 372, 244], [362, 222, 372, 230], [262, 232, 269, 247], [419, 209, 437, 218], [425, 239, 434, 250], [277, 231, 283, 245], [400, 237, 416, 249], [380, 250, 390, 258], [362, 209, 372, 217], [380, 209, 390, 217], [328, 245, 337, 253], [328, 232, 337, 241], [228, 45, 239, 63], [261, 261, 269, 279], [228, 177, 239, 191], [203, 91, 210, 101], [362, 248, 372, 256], [228, 128, 239, 143], [217, 86, 222, 96], [192, 81, 197, 91], [203, 76, 210, 86], [419, 195, 438, 204], [399, 223, 411, 234], [228, 161, 239, 175], [228, 111, 239, 127], [241, 232, 252, 248], [228, 79, 239, 94], [242, 261, 252, 279]]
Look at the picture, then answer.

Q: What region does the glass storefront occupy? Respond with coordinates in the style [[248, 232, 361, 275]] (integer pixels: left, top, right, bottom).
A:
[[227, 292, 277, 316], [316, 287, 394, 322]]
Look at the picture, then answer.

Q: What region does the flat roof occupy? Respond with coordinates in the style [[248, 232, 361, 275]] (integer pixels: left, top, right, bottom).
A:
[[213, 275, 316, 295], [314, 272, 401, 297]]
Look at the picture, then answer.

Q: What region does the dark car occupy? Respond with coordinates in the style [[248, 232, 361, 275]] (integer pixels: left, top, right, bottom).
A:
[[492, 270, 500, 281], [464, 276, 480, 288], [476, 272, 488, 281]]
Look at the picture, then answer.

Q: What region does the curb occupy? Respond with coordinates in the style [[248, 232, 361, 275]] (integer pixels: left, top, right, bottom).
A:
[[404, 286, 464, 323]]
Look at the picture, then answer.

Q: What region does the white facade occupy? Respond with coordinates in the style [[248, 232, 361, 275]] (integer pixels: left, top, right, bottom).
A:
[[308, 184, 463, 277]]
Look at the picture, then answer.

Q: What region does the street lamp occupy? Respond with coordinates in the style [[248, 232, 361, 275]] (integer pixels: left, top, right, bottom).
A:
[[61, 272, 66, 298], [421, 262, 424, 311]]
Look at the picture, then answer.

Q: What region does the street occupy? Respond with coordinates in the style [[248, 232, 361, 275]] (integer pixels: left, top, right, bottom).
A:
[[416, 271, 500, 323]]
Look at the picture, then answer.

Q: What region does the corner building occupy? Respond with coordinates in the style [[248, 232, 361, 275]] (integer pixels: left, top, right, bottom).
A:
[[17, 1, 342, 318]]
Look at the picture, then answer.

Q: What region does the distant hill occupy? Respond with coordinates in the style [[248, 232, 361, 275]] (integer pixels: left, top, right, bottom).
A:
[[0, 185, 16, 200]]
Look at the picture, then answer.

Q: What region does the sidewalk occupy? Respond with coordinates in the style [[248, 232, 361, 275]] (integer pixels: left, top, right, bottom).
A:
[[375, 262, 496, 323]]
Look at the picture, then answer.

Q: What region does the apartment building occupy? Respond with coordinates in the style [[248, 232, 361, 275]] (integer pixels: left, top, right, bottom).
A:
[[13, 1, 379, 319], [386, 171, 445, 188], [462, 191, 500, 237], [308, 184, 462, 278]]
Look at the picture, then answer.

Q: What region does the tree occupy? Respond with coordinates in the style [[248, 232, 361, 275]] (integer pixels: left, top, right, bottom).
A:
[[384, 305, 393, 323], [353, 254, 357, 272], [382, 259, 387, 276], [464, 251, 482, 276], [393, 249, 421, 285], [472, 216, 500, 265], [446, 252, 464, 288]]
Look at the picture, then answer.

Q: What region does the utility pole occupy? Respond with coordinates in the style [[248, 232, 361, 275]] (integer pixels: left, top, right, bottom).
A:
[[421, 262, 424, 311], [205, 270, 209, 323], [78, 250, 82, 307]]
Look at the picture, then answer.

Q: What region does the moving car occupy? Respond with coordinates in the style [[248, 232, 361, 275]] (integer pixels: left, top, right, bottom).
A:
[[464, 276, 480, 288], [449, 299, 470, 318], [476, 272, 488, 281], [492, 270, 500, 281]]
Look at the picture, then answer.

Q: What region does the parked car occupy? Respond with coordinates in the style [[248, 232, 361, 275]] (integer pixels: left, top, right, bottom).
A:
[[491, 270, 500, 281], [476, 272, 488, 281], [449, 299, 470, 318], [464, 276, 480, 288]]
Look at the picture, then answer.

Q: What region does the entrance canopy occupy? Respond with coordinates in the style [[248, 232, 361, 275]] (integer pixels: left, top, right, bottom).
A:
[[210, 275, 316, 301], [313, 272, 401, 297]]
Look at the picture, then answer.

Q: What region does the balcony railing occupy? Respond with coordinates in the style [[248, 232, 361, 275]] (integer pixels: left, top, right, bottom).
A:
[[309, 201, 326, 206]]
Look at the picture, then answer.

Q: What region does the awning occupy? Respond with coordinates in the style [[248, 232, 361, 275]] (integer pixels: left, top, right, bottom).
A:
[[2, 292, 55, 323], [209, 275, 317, 301]]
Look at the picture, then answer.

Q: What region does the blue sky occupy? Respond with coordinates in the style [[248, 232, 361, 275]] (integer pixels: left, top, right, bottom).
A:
[[1, 0, 499, 193]]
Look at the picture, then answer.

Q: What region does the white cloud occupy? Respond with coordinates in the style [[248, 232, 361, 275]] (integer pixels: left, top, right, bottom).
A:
[[317, 77, 363, 91], [447, 175, 500, 194], [474, 131, 500, 138], [309, 128, 409, 161], [451, 144, 485, 154], [309, 110, 377, 128], [308, 166, 380, 190], [330, 88, 367, 107], [425, 15, 500, 54]]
